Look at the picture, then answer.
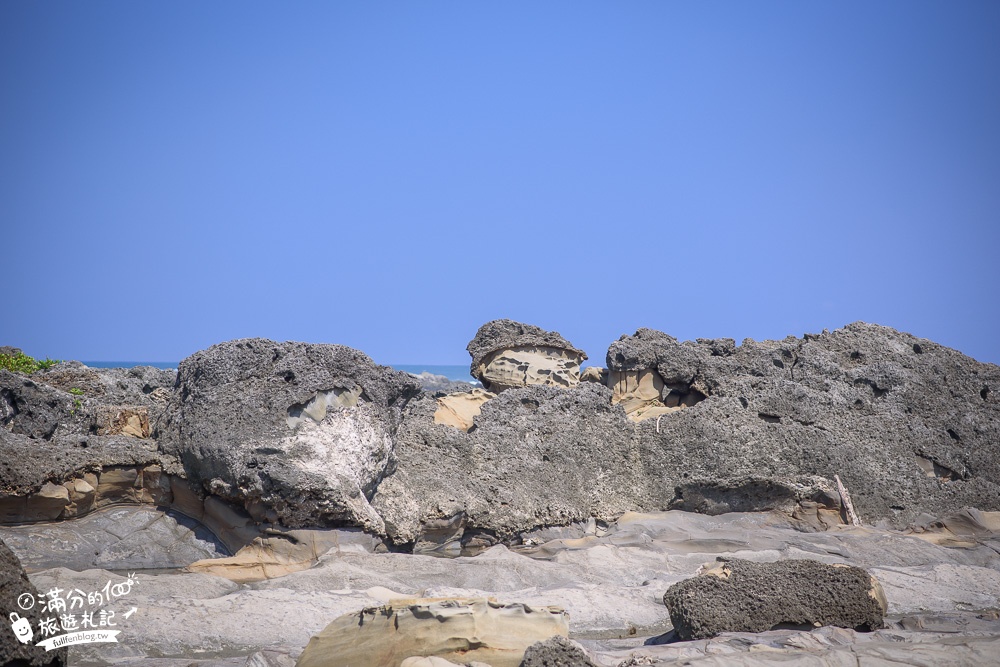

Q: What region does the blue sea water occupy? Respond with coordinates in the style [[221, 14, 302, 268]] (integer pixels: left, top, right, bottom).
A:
[[81, 361, 475, 382], [83, 361, 178, 370], [391, 364, 475, 382]]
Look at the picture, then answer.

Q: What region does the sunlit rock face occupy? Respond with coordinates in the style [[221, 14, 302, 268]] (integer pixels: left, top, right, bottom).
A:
[[433, 388, 495, 432], [296, 597, 569, 667], [479, 345, 584, 392], [467, 320, 587, 393]]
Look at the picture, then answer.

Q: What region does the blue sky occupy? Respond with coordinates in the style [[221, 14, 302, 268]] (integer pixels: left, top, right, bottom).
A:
[[2, 2, 998, 366]]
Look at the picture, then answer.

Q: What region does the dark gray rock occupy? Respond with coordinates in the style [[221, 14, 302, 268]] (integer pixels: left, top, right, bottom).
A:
[[662, 558, 886, 640], [33, 362, 176, 410], [155, 338, 420, 533], [629, 322, 1000, 527], [373, 322, 1000, 548], [467, 319, 587, 379], [1, 537, 68, 665], [372, 383, 645, 546], [0, 428, 164, 497], [0, 369, 93, 441], [0, 346, 23, 357], [519, 635, 597, 667]]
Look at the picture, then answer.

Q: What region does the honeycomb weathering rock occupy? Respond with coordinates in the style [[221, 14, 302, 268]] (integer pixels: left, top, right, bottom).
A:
[[295, 597, 569, 667], [662, 558, 887, 640], [467, 320, 587, 392]]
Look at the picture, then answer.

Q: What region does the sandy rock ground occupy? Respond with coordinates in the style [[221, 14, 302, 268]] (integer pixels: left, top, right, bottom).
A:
[[3, 506, 999, 666]]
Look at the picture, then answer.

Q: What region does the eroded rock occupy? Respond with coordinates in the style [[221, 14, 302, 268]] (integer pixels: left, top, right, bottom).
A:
[[296, 597, 569, 667], [662, 558, 887, 640], [1, 537, 68, 666], [519, 636, 597, 667], [467, 320, 587, 392], [155, 339, 420, 534]]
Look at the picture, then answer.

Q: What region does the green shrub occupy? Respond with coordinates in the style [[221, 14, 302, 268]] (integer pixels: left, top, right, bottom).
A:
[[69, 387, 84, 396], [0, 352, 62, 374]]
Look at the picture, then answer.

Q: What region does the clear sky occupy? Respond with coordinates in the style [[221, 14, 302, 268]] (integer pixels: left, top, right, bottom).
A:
[[2, 2, 998, 366]]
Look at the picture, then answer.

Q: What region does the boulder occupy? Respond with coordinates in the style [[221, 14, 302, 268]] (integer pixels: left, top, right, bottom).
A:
[[467, 320, 587, 392], [295, 597, 569, 667], [372, 383, 646, 546], [155, 338, 420, 533], [519, 636, 597, 667], [662, 558, 887, 640], [1, 537, 68, 666]]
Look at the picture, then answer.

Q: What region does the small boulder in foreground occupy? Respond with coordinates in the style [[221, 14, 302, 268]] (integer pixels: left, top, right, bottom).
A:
[[519, 635, 598, 667], [662, 558, 887, 640]]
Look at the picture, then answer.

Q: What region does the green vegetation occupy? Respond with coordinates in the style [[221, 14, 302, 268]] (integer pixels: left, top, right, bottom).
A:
[[0, 352, 61, 374], [69, 387, 85, 414]]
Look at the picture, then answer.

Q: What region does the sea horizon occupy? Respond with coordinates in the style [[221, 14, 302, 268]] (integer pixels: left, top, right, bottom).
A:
[[81, 361, 477, 382]]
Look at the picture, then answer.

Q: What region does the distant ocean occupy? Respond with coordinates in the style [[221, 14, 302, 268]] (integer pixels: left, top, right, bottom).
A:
[[81, 361, 475, 382]]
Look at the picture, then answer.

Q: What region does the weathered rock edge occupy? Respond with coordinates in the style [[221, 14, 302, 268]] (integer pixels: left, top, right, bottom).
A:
[[1, 537, 69, 666]]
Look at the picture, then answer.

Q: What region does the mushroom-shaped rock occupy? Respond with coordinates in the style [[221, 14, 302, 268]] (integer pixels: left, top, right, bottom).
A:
[[606, 328, 710, 421], [662, 558, 887, 640], [296, 597, 569, 667], [467, 320, 587, 392]]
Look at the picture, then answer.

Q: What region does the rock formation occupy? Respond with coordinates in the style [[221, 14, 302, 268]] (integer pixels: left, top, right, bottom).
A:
[[373, 321, 1000, 549], [1, 537, 68, 666], [295, 597, 568, 667], [518, 635, 597, 667], [155, 338, 420, 534], [662, 558, 887, 640], [467, 320, 587, 392]]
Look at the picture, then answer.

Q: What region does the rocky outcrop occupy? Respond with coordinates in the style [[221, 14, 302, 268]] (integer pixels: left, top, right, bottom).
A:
[[155, 339, 420, 534], [373, 322, 1000, 547], [32, 361, 175, 408], [1, 537, 68, 666], [296, 597, 569, 667], [467, 320, 587, 392], [627, 322, 1000, 527], [372, 383, 645, 546], [663, 558, 887, 640]]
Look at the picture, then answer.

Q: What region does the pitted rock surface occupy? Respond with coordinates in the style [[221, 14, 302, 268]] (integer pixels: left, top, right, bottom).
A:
[[662, 558, 886, 640], [467, 320, 587, 391], [155, 338, 420, 533], [1, 537, 68, 666], [519, 635, 597, 667]]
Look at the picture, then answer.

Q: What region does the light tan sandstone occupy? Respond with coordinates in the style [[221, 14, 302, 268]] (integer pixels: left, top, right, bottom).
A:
[[92, 405, 151, 438], [296, 597, 569, 667], [433, 389, 496, 431], [477, 346, 584, 392]]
